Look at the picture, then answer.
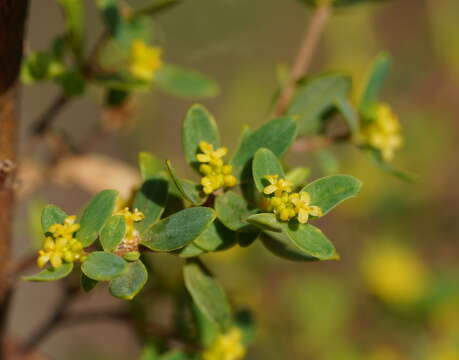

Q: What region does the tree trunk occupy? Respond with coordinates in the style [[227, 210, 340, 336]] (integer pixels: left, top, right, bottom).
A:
[[0, 0, 30, 358]]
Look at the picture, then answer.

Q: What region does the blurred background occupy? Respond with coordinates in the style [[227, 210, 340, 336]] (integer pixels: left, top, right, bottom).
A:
[[9, 0, 459, 359]]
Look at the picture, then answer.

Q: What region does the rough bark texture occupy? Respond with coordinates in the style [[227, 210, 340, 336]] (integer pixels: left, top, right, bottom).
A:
[[0, 0, 30, 358]]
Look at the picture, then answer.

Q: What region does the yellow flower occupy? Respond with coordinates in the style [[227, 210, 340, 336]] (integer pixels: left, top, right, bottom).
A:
[[361, 242, 428, 304], [197, 141, 237, 194], [129, 39, 163, 81], [37, 215, 86, 268], [202, 328, 246, 360], [360, 103, 403, 162], [116, 207, 144, 242], [197, 141, 228, 167], [263, 175, 293, 198], [289, 192, 323, 224]]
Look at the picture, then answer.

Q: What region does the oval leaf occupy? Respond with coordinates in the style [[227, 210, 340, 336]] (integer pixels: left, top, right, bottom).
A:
[[285, 166, 310, 187], [183, 260, 232, 331], [215, 192, 258, 233], [247, 213, 282, 232], [181, 104, 220, 169], [252, 148, 285, 193], [231, 117, 297, 178], [141, 207, 215, 251], [178, 242, 205, 258], [23, 262, 73, 282], [281, 222, 338, 260], [165, 160, 206, 205], [133, 176, 169, 233], [359, 53, 391, 118], [260, 231, 317, 262], [81, 273, 98, 292], [41, 205, 68, 234], [109, 260, 148, 300], [287, 73, 351, 134], [81, 251, 127, 281], [138, 151, 163, 180], [77, 190, 118, 247], [193, 220, 237, 252], [100, 215, 126, 252], [155, 64, 219, 99], [301, 175, 362, 215]]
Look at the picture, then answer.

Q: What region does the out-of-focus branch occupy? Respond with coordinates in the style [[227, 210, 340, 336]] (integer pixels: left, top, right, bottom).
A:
[[0, 1, 30, 358], [273, 2, 332, 116], [30, 94, 71, 137]]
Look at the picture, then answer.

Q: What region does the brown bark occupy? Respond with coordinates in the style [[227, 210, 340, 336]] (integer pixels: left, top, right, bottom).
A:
[[0, 0, 30, 358]]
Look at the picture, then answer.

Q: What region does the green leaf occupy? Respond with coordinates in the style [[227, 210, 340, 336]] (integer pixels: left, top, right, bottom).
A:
[[58, 0, 85, 59], [41, 205, 68, 234], [286, 166, 310, 187], [156, 64, 219, 99], [231, 117, 297, 179], [193, 220, 237, 252], [193, 304, 219, 347], [133, 176, 169, 233], [141, 207, 216, 251], [359, 53, 391, 118], [105, 88, 129, 107], [335, 98, 359, 134], [247, 213, 282, 232], [139, 152, 163, 180], [77, 190, 118, 247], [165, 160, 206, 205], [109, 260, 148, 300], [81, 251, 127, 281], [184, 260, 232, 331], [96, 0, 122, 36], [363, 146, 417, 182], [182, 104, 220, 168], [252, 148, 285, 193], [23, 262, 74, 282], [55, 69, 86, 96], [100, 215, 126, 252], [21, 52, 63, 84], [234, 309, 256, 346], [178, 242, 205, 258], [134, 0, 182, 17], [237, 231, 259, 247], [260, 231, 317, 262], [281, 222, 338, 260], [159, 351, 190, 360], [81, 273, 98, 292], [215, 192, 258, 233], [302, 175, 362, 215], [287, 73, 351, 134], [139, 343, 159, 360]]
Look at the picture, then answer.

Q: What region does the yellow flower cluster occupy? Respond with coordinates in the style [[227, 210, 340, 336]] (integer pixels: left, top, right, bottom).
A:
[[263, 175, 322, 223], [116, 207, 145, 242], [361, 242, 428, 304], [360, 103, 403, 162], [202, 328, 246, 360], [197, 141, 237, 194], [129, 39, 163, 81], [37, 216, 86, 268]]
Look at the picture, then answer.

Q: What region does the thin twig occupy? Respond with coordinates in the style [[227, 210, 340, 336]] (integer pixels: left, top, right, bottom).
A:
[[31, 94, 71, 137], [273, 2, 332, 116]]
